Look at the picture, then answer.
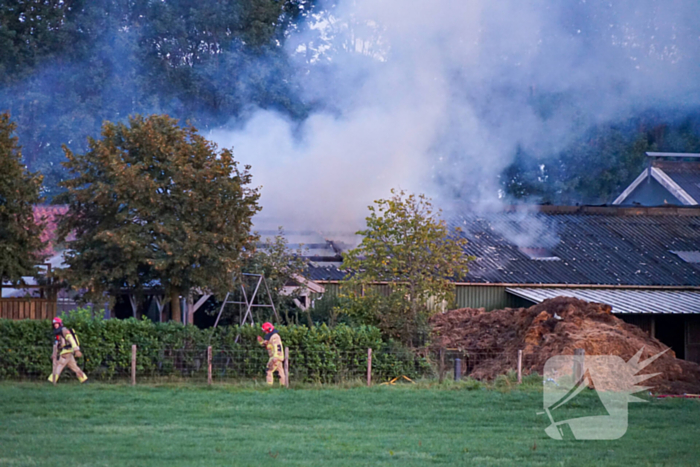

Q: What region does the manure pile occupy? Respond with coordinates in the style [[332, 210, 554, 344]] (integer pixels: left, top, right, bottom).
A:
[[430, 297, 700, 394]]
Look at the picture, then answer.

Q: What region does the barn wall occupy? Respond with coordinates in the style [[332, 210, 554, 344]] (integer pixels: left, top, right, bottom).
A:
[[455, 286, 531, 310], [320, 283, 531, 310]]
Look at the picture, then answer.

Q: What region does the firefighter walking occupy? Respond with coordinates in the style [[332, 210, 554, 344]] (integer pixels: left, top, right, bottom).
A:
[[257, 322, 286, 386], [48, 317, 88, 384]]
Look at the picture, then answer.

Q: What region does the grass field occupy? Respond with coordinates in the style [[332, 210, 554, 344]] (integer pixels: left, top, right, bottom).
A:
[[0, 381, 698, 466]]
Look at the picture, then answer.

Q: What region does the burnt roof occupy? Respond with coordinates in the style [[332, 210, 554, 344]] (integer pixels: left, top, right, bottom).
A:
[[306, 263, 347, 281], [308, 206, 700, 287], [449, 207, 700, 286]]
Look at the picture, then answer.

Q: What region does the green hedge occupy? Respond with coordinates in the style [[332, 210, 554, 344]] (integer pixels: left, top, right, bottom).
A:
[[0, 310, 430, 383]]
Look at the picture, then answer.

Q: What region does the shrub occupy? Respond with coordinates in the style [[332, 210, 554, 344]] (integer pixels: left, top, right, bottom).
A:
[[0, 310, 429, 382]]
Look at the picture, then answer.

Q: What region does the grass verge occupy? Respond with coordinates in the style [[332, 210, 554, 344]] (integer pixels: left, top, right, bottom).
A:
[[0, 382, 698, 466]]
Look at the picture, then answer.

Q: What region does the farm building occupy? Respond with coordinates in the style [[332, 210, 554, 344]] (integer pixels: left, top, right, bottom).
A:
[[4, 203, 700, 365], [1, 213, 333, 323], [311, 205, 700, 364], [614, 152, 700, 206]]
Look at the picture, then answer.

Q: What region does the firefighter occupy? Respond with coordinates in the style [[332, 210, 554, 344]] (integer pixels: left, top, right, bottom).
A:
[[48, 317, 88, 384], [257, 322, 286, 386]]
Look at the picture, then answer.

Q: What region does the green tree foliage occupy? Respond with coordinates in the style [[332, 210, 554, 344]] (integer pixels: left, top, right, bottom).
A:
[[0, 0, 315, 198], [56, 114, 260, 322], [0, 0, 76, 85], [243, 227, 308, 324], [0, 112, 45, 284], [341, 190, 473, 345]]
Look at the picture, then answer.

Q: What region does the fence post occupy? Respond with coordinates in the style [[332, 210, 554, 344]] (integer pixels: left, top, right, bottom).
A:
[[454, 358, 462, 381], [367, 348, 372, 387], [517, 350, 523, 384], [207, 346, 212, 385], [574, 348, 585, 382], [438, 348, 445, 384], [131, 344, 136, 386], [284, 347, 289, 388]]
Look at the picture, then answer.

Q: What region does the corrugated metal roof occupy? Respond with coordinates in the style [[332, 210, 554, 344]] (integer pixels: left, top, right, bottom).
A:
[[306, 263, 347, 281], [307, 207, 700, 287], [505, 287, 700, 314], [448, 209, 700, 286]]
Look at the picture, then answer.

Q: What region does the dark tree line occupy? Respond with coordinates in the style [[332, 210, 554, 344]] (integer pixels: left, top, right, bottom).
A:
[[0, 0, 315, 198], [3, 1, 700, 205], [501, 113, 700, 204]]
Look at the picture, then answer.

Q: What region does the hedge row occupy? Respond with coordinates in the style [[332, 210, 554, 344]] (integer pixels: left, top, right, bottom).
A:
[[0, 310, 430, 382]]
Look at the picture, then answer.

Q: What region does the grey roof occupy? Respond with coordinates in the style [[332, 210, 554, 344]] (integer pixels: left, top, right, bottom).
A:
[[308, 206, 700, 287], [255, 229, 350, 282], [506, 287, 700, 314], [306, 263, 347, 281], [449, 207, 700, 286]]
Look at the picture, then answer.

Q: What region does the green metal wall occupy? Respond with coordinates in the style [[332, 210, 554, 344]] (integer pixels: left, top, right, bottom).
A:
[[454, 285, 532, 310], [322, 283, 341, 297], [321, 283, 393, 298], [321, 283, 532, 311]]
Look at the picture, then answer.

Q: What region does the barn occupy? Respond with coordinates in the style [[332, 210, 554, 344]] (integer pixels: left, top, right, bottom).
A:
[[312, 205, 700, 364]]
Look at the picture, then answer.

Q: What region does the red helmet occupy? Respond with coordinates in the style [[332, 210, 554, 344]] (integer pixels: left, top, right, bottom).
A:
[[52, 317, 63, 326], [261, 322, 274, 333]]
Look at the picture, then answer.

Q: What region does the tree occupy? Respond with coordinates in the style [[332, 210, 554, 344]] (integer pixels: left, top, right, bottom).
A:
[[341, 189, 473, 344], [0, 1, 315, 200], [0, 112, 45, 284], [56, 114, 261, 322], [243, 227, 308, 325]]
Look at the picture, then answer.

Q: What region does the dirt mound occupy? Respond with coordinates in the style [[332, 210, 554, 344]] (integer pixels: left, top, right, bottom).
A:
[[430, 297, 700, 394]]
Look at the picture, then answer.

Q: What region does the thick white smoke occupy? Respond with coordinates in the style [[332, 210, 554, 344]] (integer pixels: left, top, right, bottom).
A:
[[210, 0, 700, 232]]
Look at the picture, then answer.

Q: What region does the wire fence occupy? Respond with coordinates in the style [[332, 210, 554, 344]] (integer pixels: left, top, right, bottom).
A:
[[0, 344, 542, 385]]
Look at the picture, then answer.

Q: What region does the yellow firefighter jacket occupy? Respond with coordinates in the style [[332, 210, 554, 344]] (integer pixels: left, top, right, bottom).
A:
[[56, 328, 81, 356], [262, 330, 284, 360]]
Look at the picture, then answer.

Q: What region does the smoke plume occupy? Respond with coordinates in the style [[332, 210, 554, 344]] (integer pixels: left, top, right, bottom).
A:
[[210, 0, 700, 233]]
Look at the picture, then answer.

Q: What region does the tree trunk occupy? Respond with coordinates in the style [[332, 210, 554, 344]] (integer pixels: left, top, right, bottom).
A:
[[170, 289, 181, 323], [186, 295, 194, 325]]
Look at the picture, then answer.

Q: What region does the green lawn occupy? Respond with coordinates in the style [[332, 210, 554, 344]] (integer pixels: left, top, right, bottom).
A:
[[0, 382, 698, 466]]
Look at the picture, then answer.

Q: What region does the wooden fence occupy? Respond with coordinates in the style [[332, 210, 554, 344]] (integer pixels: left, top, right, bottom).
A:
[[0, 299, 57, 320]]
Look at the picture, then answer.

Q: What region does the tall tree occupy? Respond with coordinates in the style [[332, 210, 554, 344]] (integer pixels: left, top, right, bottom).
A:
[[0, 112, 45, 284], [0, 1, 315, 199], [341, 190, 473, 344], [57, 114, 260, 321]]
